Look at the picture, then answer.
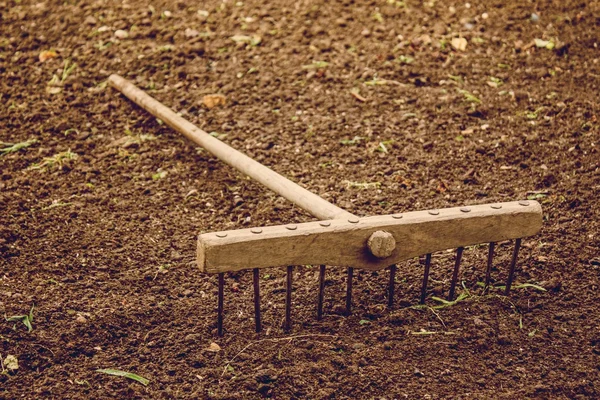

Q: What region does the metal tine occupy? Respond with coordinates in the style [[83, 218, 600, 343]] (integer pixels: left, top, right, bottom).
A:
[[345, 267, 354, 315], [484, 242, 496, 293], [284, 265, 293, 332], [217, 273, 224, 337], [388, 264, 397, 308], [420, 253, 432, 304], [448, 247, 464, 301], [317, 265, 326, 320], [505, 238, 522, 295], [253, 268, 261, 333]]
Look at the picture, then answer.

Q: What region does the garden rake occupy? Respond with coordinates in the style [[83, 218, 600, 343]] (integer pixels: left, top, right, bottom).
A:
[[108, 75, 543, 337]]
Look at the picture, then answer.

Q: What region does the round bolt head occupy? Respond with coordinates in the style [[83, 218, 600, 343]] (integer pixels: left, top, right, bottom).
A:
[[367, 230, 396, 259], [460, 207, 471, 213], [319, 221, 331, 227], [518, 200, 530, 206], [251, 227, 263, 234], [490, 204, 502, 209], [285, 224, 297, 230], [428, 209, 440, 216], [348, 217, 360, 224], [392, 213, 403, 219], [216, 232, 227, 238]]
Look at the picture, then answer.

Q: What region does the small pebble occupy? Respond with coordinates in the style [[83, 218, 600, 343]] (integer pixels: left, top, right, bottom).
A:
[[84, 16, 97, 25], [531, 13, 540, 22], [185, 28, 199, 38], [114, 29, 128, 39], [76, 315, 87, 324]]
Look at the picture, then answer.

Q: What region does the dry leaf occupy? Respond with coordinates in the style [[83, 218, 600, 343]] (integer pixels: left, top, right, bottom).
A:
[[202, 94, 227, 109], [205, 342, 221, 352], [4, 354, 18, 371], [534, 38, 555, 50], [451, 37, 468, 51], [46, 87, 62, 94], [39, 50, 58, 63]]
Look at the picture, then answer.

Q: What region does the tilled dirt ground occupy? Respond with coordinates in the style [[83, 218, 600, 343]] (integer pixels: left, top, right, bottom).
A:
[[1, 0, 599, 398]]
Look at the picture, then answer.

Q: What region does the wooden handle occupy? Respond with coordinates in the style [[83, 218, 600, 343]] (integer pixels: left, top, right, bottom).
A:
[[108, 74, 354, 221], [197, 201, 543, 273]]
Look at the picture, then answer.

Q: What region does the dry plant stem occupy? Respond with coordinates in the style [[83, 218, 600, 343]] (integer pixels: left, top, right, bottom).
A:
[[485, 242, 496, 293], [107, 74, 354, 221], [505, 238, 522, 295], [317, 265, 326, 320], [222, 334, 337, 376], [420, 253, 432, 304], [448, 247, 464, 301]]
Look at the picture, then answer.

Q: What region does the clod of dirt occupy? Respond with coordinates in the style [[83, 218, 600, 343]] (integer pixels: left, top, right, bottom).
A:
[[255, 369, 278, 384], [185, 28, 199, 38], [201, 94, 227, 109]]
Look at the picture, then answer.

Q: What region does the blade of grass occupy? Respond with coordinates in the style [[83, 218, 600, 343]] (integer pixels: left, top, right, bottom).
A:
[[96, 369, 149, 386]]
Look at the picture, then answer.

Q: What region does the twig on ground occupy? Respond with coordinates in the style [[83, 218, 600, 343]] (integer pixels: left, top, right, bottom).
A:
[[222, 334, 337, 376]]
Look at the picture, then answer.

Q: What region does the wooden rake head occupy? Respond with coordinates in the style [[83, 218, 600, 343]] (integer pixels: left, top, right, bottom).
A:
[[107, 74, 543, 337], [199, 201, 542, 335]]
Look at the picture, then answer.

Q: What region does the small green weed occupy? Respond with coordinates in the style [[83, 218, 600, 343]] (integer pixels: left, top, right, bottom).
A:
[[29, 149, 78, 171], [96, 369, 149, 386], [1, 139, 37, 156], [340, 136, 364, 145], [457, 89, 481, 104], [5, 305, 34, 332]]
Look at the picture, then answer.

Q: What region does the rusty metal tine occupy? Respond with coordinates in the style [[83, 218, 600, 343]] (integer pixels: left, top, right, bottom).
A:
[[345, 267, 354, 315], [448, 247, 464, 301], [505, 238, 522, 295], [284, 265, 293, 331], [388, 264, 397, 308], [253, 268, 261, 333], [217, 273, 224, 337], [484, 242, 496, 293], [420, 253, 432, 304], [317, 265, 326, 320]]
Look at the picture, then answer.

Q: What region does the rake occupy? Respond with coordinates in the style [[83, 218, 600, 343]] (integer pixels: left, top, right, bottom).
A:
[[108, 75, 543, 336]]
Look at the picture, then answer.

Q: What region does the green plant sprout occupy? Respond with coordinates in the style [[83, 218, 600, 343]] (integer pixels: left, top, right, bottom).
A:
[[96, 369, 149, 386], [29, 150, 78, 171], [0, 139, 37, 156], [5, 305, 34, 332]]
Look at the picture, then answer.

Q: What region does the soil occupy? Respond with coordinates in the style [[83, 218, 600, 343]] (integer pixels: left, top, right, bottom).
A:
[[1, 0, 599, 398]]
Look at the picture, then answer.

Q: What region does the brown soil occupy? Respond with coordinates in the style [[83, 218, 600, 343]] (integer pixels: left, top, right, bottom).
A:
[[1, 0, 599, 398]]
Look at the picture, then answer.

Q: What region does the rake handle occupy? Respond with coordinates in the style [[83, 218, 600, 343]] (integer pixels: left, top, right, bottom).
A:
[[108, 74, 354, 221]]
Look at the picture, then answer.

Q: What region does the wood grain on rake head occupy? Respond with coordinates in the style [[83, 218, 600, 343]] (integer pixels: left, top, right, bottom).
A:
[[197, 201, 542, 273]]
